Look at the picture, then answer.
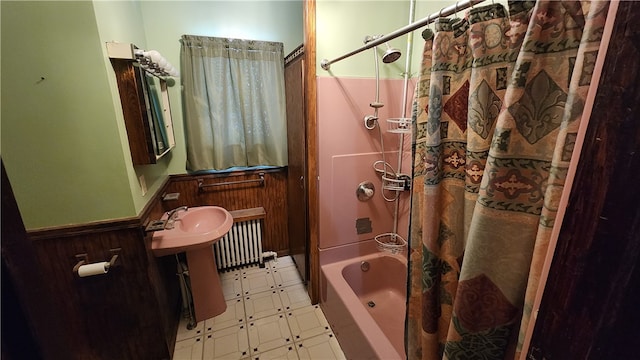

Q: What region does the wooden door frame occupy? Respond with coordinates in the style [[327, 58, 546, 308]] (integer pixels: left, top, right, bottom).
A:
[[528, 2, 640, 358], [303, 0, 319, 303], [284, 45, 309, 283], [1, 161, 73, 358]]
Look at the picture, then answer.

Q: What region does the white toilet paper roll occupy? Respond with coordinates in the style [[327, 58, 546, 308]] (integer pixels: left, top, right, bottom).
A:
[[77, 262, 109, 277]]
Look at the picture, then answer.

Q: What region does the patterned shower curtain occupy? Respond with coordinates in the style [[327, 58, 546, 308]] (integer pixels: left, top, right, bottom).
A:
[[407, 1, 609, 359]]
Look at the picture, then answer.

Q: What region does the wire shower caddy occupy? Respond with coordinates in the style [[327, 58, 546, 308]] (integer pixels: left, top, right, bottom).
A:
[[375, 232, 407, 254]]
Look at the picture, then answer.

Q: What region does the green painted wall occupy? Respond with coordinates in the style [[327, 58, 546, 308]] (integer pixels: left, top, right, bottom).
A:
[[316, 0, 482, 79], [93, 0, 173, 216], [1, 1, 136, 229], [1, 0, 304, 229], [0, 0, 495, 229], [316, 0, 410, 78]]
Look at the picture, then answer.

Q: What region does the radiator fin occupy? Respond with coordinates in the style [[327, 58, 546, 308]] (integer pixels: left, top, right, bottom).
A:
[[213, 219, 263, 270]]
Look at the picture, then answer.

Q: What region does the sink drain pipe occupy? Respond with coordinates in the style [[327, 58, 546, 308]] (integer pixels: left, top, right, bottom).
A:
[[175, 254, 196, 330]]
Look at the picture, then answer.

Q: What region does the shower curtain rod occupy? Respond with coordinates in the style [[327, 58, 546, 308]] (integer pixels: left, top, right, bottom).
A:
[[320, 0, 487, 71]]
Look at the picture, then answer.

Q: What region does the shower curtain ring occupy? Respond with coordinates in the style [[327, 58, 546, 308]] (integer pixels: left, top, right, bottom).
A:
[[455, 1, 459, 18]]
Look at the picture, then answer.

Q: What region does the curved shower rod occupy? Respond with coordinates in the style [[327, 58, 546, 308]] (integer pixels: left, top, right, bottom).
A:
[[320, 0, 487, 71]]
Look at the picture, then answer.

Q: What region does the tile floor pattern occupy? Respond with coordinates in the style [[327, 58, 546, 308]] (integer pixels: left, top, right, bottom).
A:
[[173, 256, 346, 360]]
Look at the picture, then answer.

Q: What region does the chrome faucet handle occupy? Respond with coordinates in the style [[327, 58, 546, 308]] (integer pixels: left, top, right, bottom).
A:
[[167, 206, 188, 218], [165, 206, 188, 229]]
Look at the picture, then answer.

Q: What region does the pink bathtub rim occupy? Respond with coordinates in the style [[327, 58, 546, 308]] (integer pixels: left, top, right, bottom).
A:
[[320, 243, 407, 359]]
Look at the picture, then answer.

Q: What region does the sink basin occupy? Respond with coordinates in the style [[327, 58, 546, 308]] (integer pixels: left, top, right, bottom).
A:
[[151, 206, 233, 257], [150, 206, 234, 322]]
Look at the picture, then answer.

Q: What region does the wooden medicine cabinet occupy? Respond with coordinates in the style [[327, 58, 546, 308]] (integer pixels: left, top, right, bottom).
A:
[[107, 42, 176, 165]]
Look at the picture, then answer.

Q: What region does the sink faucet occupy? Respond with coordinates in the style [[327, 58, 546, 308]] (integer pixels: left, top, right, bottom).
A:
[[165, 206, 188, 229]]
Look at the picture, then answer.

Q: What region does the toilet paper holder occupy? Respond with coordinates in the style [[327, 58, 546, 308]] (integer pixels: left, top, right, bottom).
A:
[[73, 248, 121, 276]]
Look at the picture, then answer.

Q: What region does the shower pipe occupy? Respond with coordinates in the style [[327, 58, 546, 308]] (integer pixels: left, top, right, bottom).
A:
[[364, 35, 403, 204], [322, 0, 488, 237], [320, 0, 486, 71], [392, 0, 416, 237]]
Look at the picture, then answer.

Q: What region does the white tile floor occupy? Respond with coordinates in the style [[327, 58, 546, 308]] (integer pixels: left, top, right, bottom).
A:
[[172, 256, 346, 360]]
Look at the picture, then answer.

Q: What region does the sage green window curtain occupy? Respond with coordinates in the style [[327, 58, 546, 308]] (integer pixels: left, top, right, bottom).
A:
[[180, 35, 288, 171]]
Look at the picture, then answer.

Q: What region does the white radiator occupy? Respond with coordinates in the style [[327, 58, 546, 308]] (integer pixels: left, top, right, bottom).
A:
[[213, 218, 263, 270]]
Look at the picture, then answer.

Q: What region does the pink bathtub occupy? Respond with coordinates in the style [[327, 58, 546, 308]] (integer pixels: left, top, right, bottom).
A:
[[320, 247, 407, 359]]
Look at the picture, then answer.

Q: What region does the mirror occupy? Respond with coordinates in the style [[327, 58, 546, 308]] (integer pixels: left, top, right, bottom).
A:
[[108, 45, 176, 165], [141, 70, 174, 158]]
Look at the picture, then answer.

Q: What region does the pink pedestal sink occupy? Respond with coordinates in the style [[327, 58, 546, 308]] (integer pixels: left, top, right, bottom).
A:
[[151, 206, 233, 322]]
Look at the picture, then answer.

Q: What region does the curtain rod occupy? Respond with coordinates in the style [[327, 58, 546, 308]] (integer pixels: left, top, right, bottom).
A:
[[320, 0, 487, 71]]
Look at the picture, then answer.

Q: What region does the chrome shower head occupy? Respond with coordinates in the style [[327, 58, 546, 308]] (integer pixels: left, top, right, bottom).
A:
[[363, 35, 401, 63], [382, 43, 401, 64]]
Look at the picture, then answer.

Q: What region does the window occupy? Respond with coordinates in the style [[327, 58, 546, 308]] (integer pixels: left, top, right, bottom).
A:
[[180, 35, 288, 171]]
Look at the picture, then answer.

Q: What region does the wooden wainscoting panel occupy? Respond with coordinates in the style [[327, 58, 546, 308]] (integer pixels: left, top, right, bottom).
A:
[[32, 227, 173, 359], [165, 168, 289, 255], [142, 192, 181, 354], [23, 178, 180, 359], [529, 3, 640, 359], [2, 161, 72, 359]]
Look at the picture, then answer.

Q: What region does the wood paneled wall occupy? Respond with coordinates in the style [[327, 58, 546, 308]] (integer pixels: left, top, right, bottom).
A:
[[9, 168, 289, 359], [163, 168, 290, 256], [30, 228, 177, 359], [529, 3, 640, 358], [2, 161, 66, 359], [25, 181, 180, 360]]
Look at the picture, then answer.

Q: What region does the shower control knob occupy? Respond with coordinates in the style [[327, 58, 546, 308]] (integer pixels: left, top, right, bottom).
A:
[[356, 181, 375, 201]]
